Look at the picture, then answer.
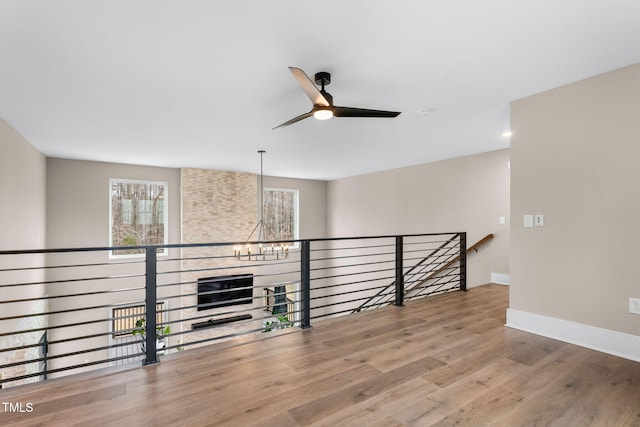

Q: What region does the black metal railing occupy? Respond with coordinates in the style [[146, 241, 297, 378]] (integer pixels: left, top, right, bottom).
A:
[[0, 232, 466, 388], [352, 233, 492, 312]]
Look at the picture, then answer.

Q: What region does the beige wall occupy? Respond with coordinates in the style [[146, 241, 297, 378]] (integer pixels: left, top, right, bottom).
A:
[[47, 158, 181, 248], [0, 118, 47, 386], [261, 175, 328, 318], [263, 175, 327, 240], [510, 63, 640, 336], [45, 158, 182, 374], [326, 149, 510, 287], [0, 118, 46, 251]]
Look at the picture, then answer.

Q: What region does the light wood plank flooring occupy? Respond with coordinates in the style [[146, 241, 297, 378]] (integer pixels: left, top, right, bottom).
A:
[[1, 284, 639, 426]]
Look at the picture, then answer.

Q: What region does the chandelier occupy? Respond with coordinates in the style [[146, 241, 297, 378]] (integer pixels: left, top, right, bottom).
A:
[[233, 150, 289, 261]]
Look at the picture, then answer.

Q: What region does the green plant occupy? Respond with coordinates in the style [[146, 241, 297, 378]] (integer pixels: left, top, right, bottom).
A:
[[263, 315, 293, 332], [132, 317, 170, 352], [132, 317, 170, 337]]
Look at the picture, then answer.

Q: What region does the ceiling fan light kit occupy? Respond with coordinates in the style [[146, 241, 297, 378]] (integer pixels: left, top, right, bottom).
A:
[[313, 107, 333, 120], [273, 67, 401, 130]]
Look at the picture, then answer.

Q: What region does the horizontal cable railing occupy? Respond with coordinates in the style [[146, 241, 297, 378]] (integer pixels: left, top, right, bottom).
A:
[[405, 233, 493, 301], [0, 232, 466, 388], [354, 233, 494, 312]]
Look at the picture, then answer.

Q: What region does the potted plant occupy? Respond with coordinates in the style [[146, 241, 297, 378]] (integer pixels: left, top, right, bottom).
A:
[[132, 317, 171, 353], [263, 314, 294, 332]]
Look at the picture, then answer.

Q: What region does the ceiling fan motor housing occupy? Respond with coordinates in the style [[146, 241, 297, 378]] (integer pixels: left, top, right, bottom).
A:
[[314, 71, 331, 87]]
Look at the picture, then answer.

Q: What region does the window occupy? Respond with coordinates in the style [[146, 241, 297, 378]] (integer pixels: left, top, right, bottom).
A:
[[263, 188, 299, 244], [110, 179, 168, 257], [112, 302, 165, 337]]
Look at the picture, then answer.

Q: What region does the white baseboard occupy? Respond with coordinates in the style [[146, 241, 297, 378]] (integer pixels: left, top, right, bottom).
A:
[[506, 308, 640, 362], [490, 273, 510, 285]]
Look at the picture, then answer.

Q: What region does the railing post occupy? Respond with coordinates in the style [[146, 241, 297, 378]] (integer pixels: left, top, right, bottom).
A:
[[300, 240, 311, 328], [42, 331, 48, 380], [144, 247, 158, 365], [459, 232, 467, 292], [395, 236, 404, 307]]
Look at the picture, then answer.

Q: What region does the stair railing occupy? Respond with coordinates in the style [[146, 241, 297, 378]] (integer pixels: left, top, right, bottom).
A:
[[406, 233, 493, 300], [354, 233, 494, 312], [353, 234, 460, 312]]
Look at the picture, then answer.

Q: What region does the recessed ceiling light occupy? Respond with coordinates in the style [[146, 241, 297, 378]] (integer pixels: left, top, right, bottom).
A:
[[417, 108, 434, 117], [501, 131, 512, 138]]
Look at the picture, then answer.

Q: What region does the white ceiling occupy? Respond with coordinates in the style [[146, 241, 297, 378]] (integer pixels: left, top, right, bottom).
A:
[[1, 1, 639, 180]]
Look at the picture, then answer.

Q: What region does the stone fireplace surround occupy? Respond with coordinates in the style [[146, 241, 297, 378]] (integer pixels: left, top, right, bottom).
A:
[[179, 168, 262, 346]]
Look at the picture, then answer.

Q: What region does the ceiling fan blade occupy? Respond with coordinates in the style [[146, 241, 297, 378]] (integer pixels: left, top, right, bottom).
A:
[[289, 67, 331, 107], [333, 106, 401, 118], [272, 111, 314, 130]]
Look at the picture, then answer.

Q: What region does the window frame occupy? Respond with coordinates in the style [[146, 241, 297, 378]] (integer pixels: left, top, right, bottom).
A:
[[109, 178, 169, 259], [263, 187, 299, 249], [112, 302, 166, 338]]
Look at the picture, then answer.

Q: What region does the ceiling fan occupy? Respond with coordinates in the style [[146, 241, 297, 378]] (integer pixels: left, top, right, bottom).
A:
[[273, 67, 401, 130]]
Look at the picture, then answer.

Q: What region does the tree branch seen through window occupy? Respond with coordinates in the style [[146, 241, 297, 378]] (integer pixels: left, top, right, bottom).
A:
[[110, 179, 168, 256], [263, 188, 298, 243]]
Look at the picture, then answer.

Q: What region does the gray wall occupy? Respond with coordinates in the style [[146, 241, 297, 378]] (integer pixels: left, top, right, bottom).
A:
[[510, 63, 640, 336], [0, 118, 47, 386], [326, 149, 511, 287]]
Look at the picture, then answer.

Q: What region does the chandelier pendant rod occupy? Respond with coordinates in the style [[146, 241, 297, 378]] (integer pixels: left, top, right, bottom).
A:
[[233, 150, 288, 261], [259, 149, 265, 238]]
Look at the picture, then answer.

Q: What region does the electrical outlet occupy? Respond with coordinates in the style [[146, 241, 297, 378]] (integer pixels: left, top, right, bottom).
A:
[[630, 297, 640, 315]]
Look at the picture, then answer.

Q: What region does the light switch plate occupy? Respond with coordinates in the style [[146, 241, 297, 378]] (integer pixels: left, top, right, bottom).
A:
[[499, 216, 506, 225], [523, 215, 534, 228]]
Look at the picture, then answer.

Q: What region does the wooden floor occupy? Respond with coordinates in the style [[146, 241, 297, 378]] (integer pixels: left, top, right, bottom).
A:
[[2, 284, 639, 426]]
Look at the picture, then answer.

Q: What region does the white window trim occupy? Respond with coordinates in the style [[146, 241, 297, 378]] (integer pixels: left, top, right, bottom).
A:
[[111, 301, 166, 338], [109, 178, 169, 259], [109, 300, 169, 365], [263, 187, 299, 249]]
